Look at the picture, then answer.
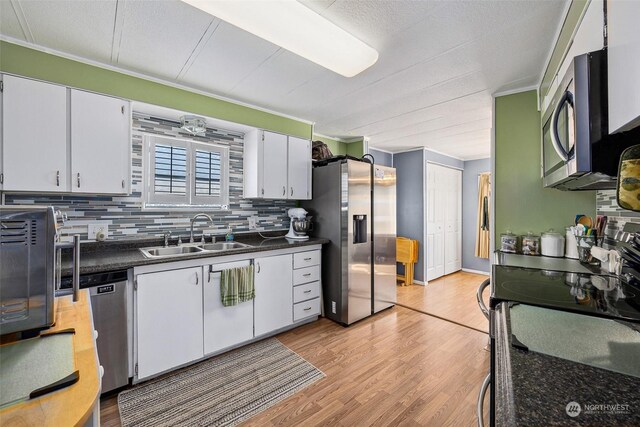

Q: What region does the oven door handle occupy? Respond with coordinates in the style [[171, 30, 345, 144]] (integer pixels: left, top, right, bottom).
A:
[[476, 278, 491, 320], [550, 90, 575, 162]]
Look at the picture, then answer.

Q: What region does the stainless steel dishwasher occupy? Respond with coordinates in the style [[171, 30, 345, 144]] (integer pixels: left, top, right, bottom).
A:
[[60, 270, 129, 393]]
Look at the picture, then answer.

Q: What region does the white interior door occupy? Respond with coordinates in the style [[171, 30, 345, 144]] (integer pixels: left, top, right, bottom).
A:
[[287, 136, 311, 200], [426, 164, 445, 281], [2, 75, 69, 192], [261, 131, 288, 198], [70, 90, 130, 194], [203, 260, 254, 355], [426, 164, 461, 281], [136, 267, 204, 380], [444, 168, 462, 275]]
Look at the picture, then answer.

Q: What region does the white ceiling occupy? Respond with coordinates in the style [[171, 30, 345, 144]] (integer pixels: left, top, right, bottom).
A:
[[0, 0, 568, 160]]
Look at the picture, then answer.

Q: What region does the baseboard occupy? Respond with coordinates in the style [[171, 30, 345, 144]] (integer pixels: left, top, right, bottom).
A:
[[462, 268, 490, 275]]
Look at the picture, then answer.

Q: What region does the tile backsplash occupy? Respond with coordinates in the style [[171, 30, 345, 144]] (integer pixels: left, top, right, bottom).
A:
[[4, 113, 294, 241], [596, 189, 640, 237]]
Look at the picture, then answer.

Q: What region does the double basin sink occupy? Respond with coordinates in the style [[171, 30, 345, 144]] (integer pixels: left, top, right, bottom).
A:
[[140, 241, 251, 259]]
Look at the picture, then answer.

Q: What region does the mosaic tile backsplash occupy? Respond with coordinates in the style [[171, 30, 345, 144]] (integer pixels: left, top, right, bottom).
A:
[[4, 113, 295, 242], [596, 189, 640, 237]]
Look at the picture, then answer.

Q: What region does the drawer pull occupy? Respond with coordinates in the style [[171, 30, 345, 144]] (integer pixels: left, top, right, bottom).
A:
[[304, 290, 312, 294], [303, 273, 311, 277], [304, 257, 312, 261], [304, 307, 312, 311]]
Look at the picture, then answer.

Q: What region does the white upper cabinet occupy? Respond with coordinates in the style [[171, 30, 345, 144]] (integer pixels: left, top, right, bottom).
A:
[[71, 89, 130, 194], [0, 75, 131, 195], [287, 136, 311, 200], [607, 0, 640, 133], [2, 75, 69, 192], [262, 131, 288, 198], [243, 129, 311, 200]]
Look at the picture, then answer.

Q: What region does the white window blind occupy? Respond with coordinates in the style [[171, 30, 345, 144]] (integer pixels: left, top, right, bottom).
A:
[[154, 144, 187, 196], [145, 135, 229, 208]]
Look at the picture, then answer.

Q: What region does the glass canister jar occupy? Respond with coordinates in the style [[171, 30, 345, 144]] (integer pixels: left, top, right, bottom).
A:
[[500, 231, 519, 253], [521, 232, 540, 256]]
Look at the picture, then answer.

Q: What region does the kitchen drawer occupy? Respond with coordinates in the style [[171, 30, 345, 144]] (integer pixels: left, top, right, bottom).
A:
[[293, 250, 320, 269], [293, 265, 320, 285], [293, 298, 320, 322], [293, 281, 320, 303]]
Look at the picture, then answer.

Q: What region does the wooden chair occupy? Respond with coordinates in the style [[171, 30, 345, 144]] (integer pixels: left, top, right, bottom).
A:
[[396, 237, 419, 286]]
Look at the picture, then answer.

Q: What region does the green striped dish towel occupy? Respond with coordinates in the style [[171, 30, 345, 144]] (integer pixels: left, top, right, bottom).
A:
[[220, 265, 255, 307]]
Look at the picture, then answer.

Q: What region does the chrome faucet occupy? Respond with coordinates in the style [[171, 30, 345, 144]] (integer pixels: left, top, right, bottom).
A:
[[163, 232, 171, 247], [190, 213, 214, 243]]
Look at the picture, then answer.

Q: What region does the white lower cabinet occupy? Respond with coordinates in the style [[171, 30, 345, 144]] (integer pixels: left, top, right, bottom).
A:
[[254, 254, 293, 336], [293, 298, 321, 322], [136, 267, 204, 380], [292, 250, 322, 322], [203, 260, 254, 355], [134, 247, 320, 382]]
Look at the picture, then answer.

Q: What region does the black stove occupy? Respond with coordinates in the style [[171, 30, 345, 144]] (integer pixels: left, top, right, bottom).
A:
[[491, 265, 640, 323]]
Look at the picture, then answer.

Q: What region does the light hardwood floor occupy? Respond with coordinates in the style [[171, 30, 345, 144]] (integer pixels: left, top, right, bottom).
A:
[[397, 272, 491, 333], [101, 298, 490, 426]]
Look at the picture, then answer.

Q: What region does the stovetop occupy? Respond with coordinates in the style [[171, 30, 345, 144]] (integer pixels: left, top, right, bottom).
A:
[[491, 265, 640, 323]]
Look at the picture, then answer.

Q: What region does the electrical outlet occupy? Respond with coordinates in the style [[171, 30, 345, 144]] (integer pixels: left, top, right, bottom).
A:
[[248, 216, 258, 230], [88, 222, 109, 241]]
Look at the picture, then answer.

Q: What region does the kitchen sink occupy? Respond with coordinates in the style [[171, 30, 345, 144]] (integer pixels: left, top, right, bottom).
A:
[[199, 242, 251, 251], [140, 241, 252, 258], [140, 245, 205, 258]]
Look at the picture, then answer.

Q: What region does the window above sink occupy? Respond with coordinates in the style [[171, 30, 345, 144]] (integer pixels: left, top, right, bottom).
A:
[[143, 135, 230, 210]]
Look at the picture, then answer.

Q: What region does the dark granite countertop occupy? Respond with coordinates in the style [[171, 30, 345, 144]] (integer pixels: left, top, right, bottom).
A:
[[494, 251, 604, 274], [495, 302, 640, 426], [61, 233, 330, 276]]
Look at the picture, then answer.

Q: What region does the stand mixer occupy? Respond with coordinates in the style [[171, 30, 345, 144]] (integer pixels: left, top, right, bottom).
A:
[[286, 208, 312, 240]]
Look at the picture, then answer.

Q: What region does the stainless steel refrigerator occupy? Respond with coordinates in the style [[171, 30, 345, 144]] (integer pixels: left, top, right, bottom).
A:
[[304, 158, 396, 326]]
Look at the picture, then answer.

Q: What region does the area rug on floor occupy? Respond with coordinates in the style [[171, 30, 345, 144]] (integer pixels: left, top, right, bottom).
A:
[[118, 338, 325, 427]]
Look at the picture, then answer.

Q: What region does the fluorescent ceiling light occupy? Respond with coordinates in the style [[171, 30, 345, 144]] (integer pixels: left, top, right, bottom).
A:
[[181, 0, 379, 77]]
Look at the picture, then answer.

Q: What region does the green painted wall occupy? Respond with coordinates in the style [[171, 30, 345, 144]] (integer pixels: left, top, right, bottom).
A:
[[495, 90, 595, 242], [346, 140, 365, 157], [312, 134, 347, 156], [0, 41, 311, 138]]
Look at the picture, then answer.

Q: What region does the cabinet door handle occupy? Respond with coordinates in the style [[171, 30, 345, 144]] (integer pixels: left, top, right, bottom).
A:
[[303, 273, 311, 277], [121, 105, 125, 114], [304, 306, 312, 311], [282, 186, 286, 196], [77, 173, 81, 188], [261, 188, 264, 196], [304, 290, 312, 294], [304, 257, 312, 261], [256, 262, 260, 273], [122, 179, 125, 189], [290, 187, 293, 197], [56, 170, 60, 187], [195, 272, 199, 285]]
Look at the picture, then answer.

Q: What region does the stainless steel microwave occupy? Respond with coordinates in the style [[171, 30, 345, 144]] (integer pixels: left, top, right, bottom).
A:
[[542, 50, 613, 190], [542, 50, 640, 190]]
